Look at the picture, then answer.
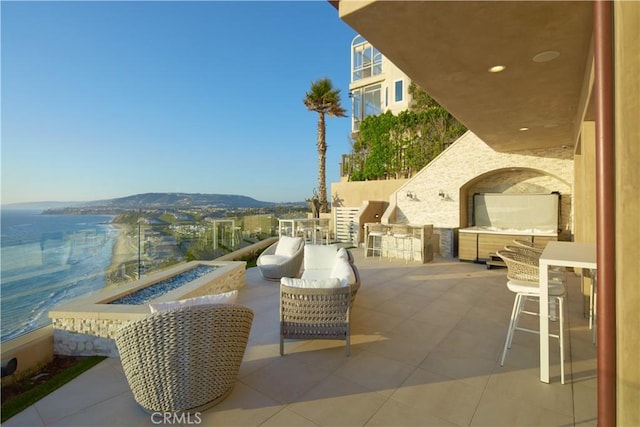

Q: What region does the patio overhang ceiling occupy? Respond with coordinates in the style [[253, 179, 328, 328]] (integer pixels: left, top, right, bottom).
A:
[[337, 1, 595, 152]]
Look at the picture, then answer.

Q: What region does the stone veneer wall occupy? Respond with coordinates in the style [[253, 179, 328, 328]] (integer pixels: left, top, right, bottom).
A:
[[383, 131, 574, 255], [52, 264, 245, 357]]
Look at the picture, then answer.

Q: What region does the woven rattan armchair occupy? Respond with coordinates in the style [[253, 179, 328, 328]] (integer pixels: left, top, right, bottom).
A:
[[280, 283, 351, 357], [115, 304, 254, 413]]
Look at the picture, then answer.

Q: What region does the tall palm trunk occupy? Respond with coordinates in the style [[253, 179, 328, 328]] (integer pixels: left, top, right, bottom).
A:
[[303, 78, 346, 215], [317, 112, 328, 213]]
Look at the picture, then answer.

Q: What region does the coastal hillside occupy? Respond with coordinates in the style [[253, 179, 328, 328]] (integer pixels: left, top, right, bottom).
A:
[[28, 192, 306, 215], [82, 192, 276, 209]]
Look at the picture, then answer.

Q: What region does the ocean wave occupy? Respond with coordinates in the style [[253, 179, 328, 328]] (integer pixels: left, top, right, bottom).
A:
[[1, 211, 117, 343]]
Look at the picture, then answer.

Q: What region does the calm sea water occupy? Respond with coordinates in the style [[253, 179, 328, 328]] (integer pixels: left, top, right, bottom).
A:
[[0, 209, 118, 342]]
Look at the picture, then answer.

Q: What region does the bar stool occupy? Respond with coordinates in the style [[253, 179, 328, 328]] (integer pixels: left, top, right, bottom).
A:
[[390, 224, 413, 262], [297, 223, 315, 243], [496, 249, 567, 384], [365, 223, 386, 259], [315, 224, 331, 245]]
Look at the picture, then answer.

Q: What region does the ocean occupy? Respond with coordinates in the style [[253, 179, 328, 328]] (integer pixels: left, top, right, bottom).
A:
[[0, 209, 118, 343]]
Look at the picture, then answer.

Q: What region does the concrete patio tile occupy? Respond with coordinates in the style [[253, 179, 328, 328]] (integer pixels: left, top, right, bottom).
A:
[[367, 397, 458, 426], [288, 341, 364, 372], [259, 408, 319, 426], [332, 351, 416, 397], [390, 367, 487, 426], [369, 290, 432, 318], [2, 406, 45, 427], [238, 343, 282, 379], [197, 382, 283, 426], [349, 306, 405, 335], [409, 301, 469, 331], [49, 390, 148, 427], [240, 355, 332, 404], [470, 386, 574, 426], [32, 358, 130, 425], [484, 368, 575, 417], [362, 331, 438, 367], [287, 374, 388, 426]]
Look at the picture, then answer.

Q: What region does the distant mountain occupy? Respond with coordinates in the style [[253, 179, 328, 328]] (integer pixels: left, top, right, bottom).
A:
[[81, 193, 278, 209], [1, 201, 85, 211]]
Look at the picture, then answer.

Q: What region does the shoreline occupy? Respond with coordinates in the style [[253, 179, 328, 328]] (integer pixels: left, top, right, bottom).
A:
[[106, 223, 137, 285]]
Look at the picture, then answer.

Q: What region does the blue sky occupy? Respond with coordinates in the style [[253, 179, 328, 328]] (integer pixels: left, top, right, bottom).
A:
[[1, 1, 357, 205]]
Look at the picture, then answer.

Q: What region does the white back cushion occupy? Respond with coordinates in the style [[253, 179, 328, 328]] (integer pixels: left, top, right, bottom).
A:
[[149, 290, 238, 313], [304, 244, 338, 270], [330, 257, 356, 286], [336, 247, 350, 261], [275, 236, 303, 257]]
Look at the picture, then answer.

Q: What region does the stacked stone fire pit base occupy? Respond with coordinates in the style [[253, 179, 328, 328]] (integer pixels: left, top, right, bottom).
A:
[[49, 261, 246, 357]]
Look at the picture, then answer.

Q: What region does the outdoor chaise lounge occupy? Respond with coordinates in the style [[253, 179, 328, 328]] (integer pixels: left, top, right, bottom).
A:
[[279, 245, 361, 357], [115, 303, 254, 413], [257, 236, 305, 281]]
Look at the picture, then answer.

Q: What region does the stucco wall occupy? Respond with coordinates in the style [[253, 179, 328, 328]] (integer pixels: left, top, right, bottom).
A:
[[331, 178, 407, 209], [615, 1, 640, 423], [573, 122, 597, 244]]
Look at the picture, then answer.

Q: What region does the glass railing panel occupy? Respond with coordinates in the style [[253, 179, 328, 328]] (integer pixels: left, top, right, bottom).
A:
[[0, 209, 289, 343]]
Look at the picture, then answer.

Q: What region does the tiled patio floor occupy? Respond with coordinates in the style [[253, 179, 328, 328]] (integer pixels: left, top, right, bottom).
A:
[[4, 250, 597, 426]]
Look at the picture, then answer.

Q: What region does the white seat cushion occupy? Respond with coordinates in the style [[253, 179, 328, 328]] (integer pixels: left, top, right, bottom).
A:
[[281, 277, 344, 289], [149, 290, 238, 313], [258, 254, 289, 266], [300, 269, 332, 281], [506, 280, 566, 296], [275, 236, 303, 257]]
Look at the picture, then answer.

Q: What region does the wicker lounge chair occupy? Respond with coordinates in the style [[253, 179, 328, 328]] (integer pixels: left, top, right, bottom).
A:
[[257, 236, 305, 281], [115, 303, 254, 413], [279, 282, 352, 357]]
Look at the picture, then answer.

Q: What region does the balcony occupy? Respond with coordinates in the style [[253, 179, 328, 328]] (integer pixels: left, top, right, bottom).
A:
[[4, 250, 597, 426]]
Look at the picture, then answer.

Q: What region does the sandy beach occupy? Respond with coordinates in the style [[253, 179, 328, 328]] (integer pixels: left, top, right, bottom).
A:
[[107, 223, 138, 284]]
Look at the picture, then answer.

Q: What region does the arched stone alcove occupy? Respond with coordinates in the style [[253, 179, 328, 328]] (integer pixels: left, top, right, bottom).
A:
[[460, 167, 572, 239]]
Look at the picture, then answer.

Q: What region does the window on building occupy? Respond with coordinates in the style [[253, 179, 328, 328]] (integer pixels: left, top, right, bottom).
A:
[[352, 35, 382, 82], [394, 80, 404, 102], [352, 84, 382, 131]]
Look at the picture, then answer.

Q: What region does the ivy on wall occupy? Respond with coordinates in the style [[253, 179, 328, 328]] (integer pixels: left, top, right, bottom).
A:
[[346, 84, 467, 181]]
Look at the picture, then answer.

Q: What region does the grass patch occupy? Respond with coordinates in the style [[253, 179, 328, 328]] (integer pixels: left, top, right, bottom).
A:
[[1, 356, 106, 423]]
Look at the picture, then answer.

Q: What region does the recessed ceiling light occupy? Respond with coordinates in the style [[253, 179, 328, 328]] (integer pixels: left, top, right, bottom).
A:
[[533, 50, 560, 63], [488, 65, 506, 73], [519, 127, 529, 131]]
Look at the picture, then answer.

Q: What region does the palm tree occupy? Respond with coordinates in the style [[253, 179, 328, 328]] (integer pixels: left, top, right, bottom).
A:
[[303, 78, 347, 214]]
